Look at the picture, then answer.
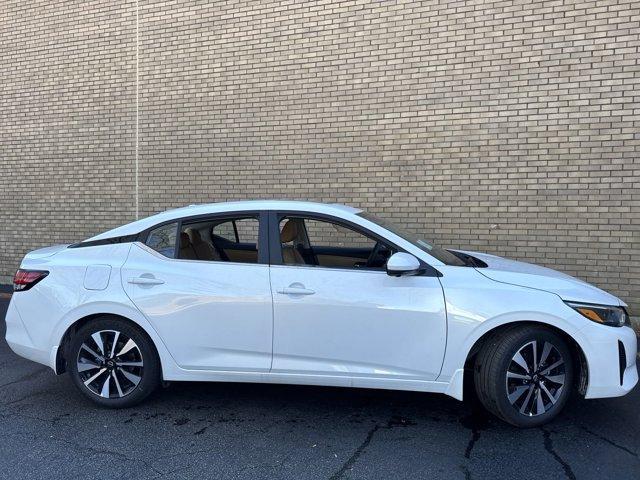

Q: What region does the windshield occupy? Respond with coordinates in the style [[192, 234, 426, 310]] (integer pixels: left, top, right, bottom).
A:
[[358, 212, 467, 267]]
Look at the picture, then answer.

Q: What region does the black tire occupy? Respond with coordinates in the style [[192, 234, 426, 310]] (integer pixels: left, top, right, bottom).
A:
[[68, 316, 161, 408], [474, 325, 573, 427]]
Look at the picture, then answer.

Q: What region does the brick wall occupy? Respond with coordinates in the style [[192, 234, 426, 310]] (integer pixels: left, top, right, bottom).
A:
[[1, 0, 638, 311], [0, 0, 137, 271]]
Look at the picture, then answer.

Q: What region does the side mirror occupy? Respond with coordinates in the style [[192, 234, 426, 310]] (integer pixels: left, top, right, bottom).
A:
[[386, 252, 422, 277]]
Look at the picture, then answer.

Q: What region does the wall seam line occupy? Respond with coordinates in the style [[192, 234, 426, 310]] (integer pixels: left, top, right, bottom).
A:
[[135, 0, 139, 220]]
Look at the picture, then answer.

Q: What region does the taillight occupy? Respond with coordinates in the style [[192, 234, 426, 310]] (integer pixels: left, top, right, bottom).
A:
[[13, 269, 49, 292]]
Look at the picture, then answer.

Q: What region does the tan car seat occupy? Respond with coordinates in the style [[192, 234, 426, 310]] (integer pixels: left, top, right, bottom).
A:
[[185, 228, 220, 261], [280, 219, 305, 265], [178, 232, 198, 260]]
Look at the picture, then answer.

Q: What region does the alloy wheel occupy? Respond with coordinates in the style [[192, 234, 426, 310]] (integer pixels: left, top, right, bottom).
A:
[[505, 340, 566, 416], [76, 329, 144, 399]]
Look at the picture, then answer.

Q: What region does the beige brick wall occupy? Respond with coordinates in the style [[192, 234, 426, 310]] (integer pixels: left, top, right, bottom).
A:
[[1, 0, 639, 311], [0, 0, 137, 273]]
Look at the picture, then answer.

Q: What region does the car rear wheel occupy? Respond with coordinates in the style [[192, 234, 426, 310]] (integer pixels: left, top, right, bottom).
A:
[[68, 316, 160, 407], [474, 325, 573, 427]]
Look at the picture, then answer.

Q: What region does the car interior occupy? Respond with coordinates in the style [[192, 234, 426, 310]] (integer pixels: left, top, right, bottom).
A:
[[279, 217, 394, 269], [150, 215, 393, 269], [177, 217, 259, 263]]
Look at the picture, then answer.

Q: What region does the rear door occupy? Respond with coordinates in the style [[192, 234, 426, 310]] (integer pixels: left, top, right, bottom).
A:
[[122, 211, 273, 372]]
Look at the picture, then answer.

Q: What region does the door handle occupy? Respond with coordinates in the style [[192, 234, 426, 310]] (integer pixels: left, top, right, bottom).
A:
[[277, 285, 315, 296], [127, 276, 165, 286]]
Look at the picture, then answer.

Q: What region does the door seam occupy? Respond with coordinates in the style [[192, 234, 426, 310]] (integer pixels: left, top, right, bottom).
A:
[[266, 210, 275, 372]]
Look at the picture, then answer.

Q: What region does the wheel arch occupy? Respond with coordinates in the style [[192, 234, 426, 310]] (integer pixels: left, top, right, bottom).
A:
[[462, 320, 589, 400], [52, 304, 173, 377]]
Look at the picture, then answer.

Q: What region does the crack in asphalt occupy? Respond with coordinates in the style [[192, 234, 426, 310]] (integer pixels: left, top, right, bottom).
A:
[[0, 388, 50, 406], [459, 464, 472, 480], [0, 409, 70, 428], [1, 409, 164, 475], [329, 423, 381, 480], [0, 367, 47, 389], [459, 408, 490, 465], [541, 428, 576, 480], [51, 437, 163, 476], [328, 415, 417, 480], [580, 426, 638, 458], [464, 427, 480, 459]]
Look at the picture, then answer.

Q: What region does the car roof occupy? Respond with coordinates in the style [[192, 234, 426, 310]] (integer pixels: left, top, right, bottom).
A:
[[86, 200, 362, 241]]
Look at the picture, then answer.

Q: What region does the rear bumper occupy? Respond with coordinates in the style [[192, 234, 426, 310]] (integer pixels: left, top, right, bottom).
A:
[[582, 324, 638, 399], [4, 298, 53, 370]]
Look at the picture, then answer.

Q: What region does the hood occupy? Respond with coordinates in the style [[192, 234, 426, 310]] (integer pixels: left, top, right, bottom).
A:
[[455, 250, 624, 307]]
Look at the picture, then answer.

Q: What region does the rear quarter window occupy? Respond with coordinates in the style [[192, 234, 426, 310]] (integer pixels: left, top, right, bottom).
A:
[[146, 222, 178, 258]]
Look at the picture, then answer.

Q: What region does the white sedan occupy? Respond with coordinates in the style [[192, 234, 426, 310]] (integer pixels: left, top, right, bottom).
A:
[[5, 200, 637, 427]]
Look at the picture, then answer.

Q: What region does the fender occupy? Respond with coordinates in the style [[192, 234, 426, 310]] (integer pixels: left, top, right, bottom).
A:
[[436, 312, 585, 400], [457, 310, 586, 372], [435, 265, 598, 400], [438, 310, 595, 401]]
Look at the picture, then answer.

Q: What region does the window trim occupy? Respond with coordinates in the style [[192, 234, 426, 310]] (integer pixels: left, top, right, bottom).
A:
[[68, 233, 140, 249], [269, 210, 441, 276]]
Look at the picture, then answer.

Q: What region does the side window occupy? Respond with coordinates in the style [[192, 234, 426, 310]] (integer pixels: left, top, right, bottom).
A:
[[146, 222, 178, 258], [179, 216, 260, 264], [305, 219, 374, 249], [279, 216, 394, 270]]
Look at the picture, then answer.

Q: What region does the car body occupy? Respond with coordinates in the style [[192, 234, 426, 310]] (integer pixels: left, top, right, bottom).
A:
[[5, 200, 637, 426]]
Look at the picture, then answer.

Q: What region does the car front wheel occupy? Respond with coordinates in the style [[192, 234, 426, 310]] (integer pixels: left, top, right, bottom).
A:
[[474, 325, 574, 427], [68, 316, 160, 407]]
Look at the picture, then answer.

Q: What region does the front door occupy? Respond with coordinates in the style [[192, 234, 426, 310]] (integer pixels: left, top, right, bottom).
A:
[[122, 213, 273, 372], [269, 214, 447, 381]]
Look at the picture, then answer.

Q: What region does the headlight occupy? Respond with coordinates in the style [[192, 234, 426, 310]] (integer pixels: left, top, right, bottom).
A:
[[565, 301, 630, 327]]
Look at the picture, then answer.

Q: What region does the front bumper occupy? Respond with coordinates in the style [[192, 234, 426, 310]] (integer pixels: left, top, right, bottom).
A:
[[581, 323, 638, 399]]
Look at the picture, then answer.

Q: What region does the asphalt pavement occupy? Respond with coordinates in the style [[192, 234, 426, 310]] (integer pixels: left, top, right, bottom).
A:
[[0, 295, 638, 480]]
